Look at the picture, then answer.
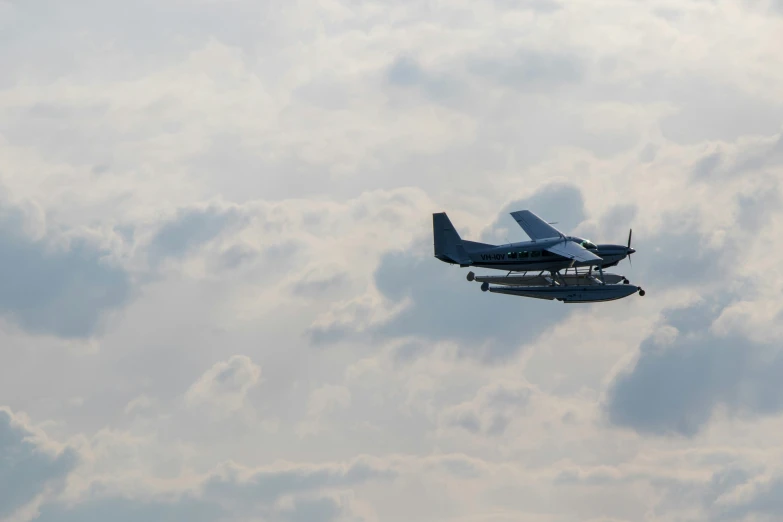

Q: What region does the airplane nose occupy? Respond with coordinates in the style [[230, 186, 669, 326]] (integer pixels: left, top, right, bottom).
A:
[[628, 247, 636, 254]]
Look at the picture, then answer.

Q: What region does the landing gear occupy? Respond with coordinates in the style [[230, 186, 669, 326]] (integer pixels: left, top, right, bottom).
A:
[[638, 288, 645, 296], [481, 282, 489, 292], [623, 278, 629, 284], [467, 271, 475, 282]]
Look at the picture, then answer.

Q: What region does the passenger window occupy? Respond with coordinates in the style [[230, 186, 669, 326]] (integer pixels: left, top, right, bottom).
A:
[[509, 252, 518, 259], [520, 251, 528, 258], [531, 251, 540, 258]]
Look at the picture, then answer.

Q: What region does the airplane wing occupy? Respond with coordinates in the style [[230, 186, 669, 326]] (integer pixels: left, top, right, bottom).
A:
[[509, 210, 563, 240], [546, 240, 603, 264]]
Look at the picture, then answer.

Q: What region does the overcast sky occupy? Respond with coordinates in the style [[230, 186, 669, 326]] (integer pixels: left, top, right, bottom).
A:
[[1, 0, 783, 521]]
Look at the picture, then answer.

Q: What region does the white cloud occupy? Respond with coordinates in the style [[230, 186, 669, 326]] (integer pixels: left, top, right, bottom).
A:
[[184, 355, 262, 415], [0, 407, 77, 519], [123, 395, 156, 416], [440, 381, 533, 437], [296, 384, 352, 437]]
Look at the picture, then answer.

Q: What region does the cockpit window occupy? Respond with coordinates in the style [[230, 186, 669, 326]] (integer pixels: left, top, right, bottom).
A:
[[581, 240, 597, 250]]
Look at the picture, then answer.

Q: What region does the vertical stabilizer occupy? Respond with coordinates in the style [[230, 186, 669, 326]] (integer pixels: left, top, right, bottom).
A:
[[433, 212, 471, 265]]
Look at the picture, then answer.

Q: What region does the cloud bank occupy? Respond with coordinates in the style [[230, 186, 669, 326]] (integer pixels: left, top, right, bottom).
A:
[[1, 0, 783, 521]]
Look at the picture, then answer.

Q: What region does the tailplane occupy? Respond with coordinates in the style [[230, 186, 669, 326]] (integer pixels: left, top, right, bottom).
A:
[[433, 212, 472, 265]]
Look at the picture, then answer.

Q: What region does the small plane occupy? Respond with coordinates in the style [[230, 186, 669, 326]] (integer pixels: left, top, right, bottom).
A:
[[433, 210, 645, 303]]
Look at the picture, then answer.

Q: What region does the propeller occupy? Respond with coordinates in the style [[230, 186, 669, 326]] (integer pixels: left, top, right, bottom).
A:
[[626, 228, 633, 267]]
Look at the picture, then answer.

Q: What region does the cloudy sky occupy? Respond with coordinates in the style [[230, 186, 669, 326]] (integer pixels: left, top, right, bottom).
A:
[[1, 0, 782, 521]]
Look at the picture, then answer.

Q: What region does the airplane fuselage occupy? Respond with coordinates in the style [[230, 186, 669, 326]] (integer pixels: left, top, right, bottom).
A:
[[446, 238, 631, 272]]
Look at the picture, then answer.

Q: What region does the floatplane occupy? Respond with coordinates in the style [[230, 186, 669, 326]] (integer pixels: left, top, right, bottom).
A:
[[433, 210, 645, 303]]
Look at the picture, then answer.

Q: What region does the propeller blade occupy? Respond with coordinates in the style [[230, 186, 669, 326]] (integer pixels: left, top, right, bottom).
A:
[[627, 228, 632, 248]]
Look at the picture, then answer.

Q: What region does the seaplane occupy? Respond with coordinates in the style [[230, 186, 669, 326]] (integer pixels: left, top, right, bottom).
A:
[[433, 210, 645, 303]]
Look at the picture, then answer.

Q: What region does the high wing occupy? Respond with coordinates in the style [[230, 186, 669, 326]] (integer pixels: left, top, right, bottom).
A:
[[546, 240, 603, 264], [510, 209, 602, 263], [509, 210, 564, 241]]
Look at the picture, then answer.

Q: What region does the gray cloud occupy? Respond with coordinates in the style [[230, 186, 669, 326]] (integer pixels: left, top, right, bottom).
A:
[[638, 143, 658, 163], [691, 150, 722, 180], [217, 243, 259, 271], [447, 410, 482, 434], [728, 131, 783, 175], [387, 56, 423, 87], [34, 496, 220, 522], [736, 188, 781, 232], [148, 204, 247, 261], [552, 462, 760, 520], [597, 204, 637, 245], [279, 496, 344, 522], [469, 49, 584, 93], [0, 408, 78, 518], [605, 295, 783, 437], [291, 273, 348, 297], [386, 56, 460, 101], [390, 341, 429, 364], [625, 212, 720, 288], [441, 383, 532, 437], [690, 132, 783, 182], [202, 458, 395, 505], [185, 355, 261, 414], [0, 197, 131, 338], [715, 475, 783, 521], [37, 495, 345, 522], [381, 55, 467, 112], [308, 324, 354, 346], [35, 457, 391, 522], [703, 467, 754, 507]]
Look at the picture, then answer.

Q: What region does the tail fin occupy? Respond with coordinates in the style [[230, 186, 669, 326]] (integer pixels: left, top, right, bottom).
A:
[[433, 212, 471, 265]]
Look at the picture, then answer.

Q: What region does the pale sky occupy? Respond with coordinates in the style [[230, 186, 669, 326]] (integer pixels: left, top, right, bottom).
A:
[[1, 1, 783, 521]]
